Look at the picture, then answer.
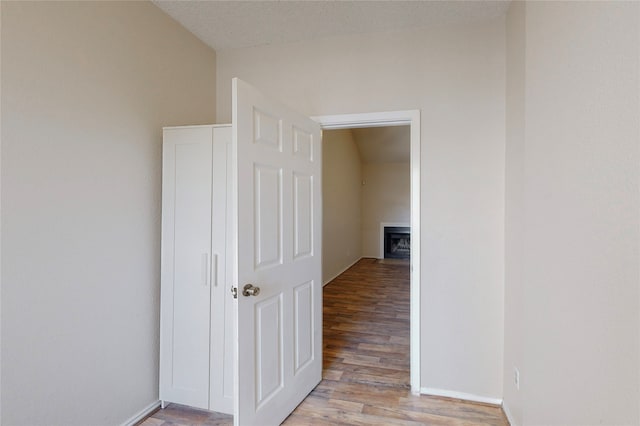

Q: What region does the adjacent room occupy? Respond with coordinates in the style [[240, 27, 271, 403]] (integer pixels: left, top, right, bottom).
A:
[[322, 126, 411, 284]]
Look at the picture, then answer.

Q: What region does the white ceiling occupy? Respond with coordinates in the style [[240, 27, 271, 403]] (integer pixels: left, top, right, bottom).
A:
[[153, 1, 511, 51], [351, 126, 410, 164]]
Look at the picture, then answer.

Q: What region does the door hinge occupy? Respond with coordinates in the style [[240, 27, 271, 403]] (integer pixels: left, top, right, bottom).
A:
[[231, 286, 238, 299]]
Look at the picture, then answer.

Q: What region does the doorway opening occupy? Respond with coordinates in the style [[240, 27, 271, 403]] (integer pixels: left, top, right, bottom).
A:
[[314, 111, 420, 393]]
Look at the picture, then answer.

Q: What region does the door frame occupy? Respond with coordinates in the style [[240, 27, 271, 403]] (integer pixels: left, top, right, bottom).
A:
[[312, 110, 421, 394]]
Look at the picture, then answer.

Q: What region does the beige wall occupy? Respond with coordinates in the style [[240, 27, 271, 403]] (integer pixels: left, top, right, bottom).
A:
[[504, 1, 640, 424], [361, 162, 410, 258], [523, 2, 639, 423], [322, 129, 362, 284], [1, 2, 216, 425], [503, 1, 525, 424], [217, 21, 506, 399]]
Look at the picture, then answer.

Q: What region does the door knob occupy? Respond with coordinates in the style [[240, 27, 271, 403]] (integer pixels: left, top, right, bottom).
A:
[[242, 284, 261, 297]]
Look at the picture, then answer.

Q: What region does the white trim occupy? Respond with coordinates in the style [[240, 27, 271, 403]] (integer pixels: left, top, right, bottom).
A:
[[163, 123, 231, 130], [120, 400, 161, 426], [379, 222, 410, 259], [323, 257, 363, 286], [313, 109, 421, 394], [312, 110, 417, 129], [502, 401, 516, 426], [420, 387, 503, 407]]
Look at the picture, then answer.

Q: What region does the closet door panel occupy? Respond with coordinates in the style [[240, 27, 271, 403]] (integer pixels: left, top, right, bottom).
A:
[[160, 127, 213, 409], [210, 127, 234, 414]]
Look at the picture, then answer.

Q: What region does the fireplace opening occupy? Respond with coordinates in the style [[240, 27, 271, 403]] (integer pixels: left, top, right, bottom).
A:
[[383, 226, 410, 259]]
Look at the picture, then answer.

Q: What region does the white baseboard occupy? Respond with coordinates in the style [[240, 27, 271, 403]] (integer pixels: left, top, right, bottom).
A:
[[502, 401, 516, 426], [323, 257, 363, 286], [121, 400, 161, 426], [420, 387, 502, 406]]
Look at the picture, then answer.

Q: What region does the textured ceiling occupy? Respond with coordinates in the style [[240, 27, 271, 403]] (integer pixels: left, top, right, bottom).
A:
[[352, 126, 410, 164], [153, 1, 511, 51]]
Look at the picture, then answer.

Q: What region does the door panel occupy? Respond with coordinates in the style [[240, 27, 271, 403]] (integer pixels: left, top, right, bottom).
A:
[[254, 164, 283, 269], [293, 127, 314, 161], [293, 280, 314, 373], [255, 294, 284, 407], [210, 127, 234, 414], [160, 127, 212, 410], [233, 78, 322, 426], [293, 173, 313, 259], [254, 108, 282, 151]]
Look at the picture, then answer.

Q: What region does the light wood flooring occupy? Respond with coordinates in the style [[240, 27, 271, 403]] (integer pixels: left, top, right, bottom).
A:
[[141, 258, 508, 426]]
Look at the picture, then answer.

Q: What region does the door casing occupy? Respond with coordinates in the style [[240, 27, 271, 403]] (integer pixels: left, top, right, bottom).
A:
[[312, 110, 421, 394]]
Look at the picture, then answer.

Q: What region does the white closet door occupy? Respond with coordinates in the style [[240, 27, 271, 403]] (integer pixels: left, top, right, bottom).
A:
[[209, 126, 234, 414], [160, 127, 213, 409]]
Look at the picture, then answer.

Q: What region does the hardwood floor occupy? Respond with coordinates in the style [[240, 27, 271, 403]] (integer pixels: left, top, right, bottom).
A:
[[141, 258, 508, 426]]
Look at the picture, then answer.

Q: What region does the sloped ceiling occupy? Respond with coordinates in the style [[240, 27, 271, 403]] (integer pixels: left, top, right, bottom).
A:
[[352, 126, 410, 164], [153, 0, 511, 51]]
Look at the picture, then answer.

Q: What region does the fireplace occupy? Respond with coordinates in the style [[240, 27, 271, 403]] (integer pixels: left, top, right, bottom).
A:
[[383, 226, 410, 259]]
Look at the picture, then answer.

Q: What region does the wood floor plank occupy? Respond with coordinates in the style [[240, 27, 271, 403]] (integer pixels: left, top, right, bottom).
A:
[[286, 405, 428, 426], [141, 258, 508, 426], [361, 404, 496, 426]]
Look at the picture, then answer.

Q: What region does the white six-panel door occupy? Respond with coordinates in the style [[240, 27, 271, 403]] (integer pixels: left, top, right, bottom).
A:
[[233, 78, 322, 426]]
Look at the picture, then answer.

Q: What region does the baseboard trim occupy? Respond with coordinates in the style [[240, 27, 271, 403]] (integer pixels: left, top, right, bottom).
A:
[[420, 387, 502, 406], [323, 257, 363, 286], [502, 401, 516, 426], [121, 400, 161, 426]]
